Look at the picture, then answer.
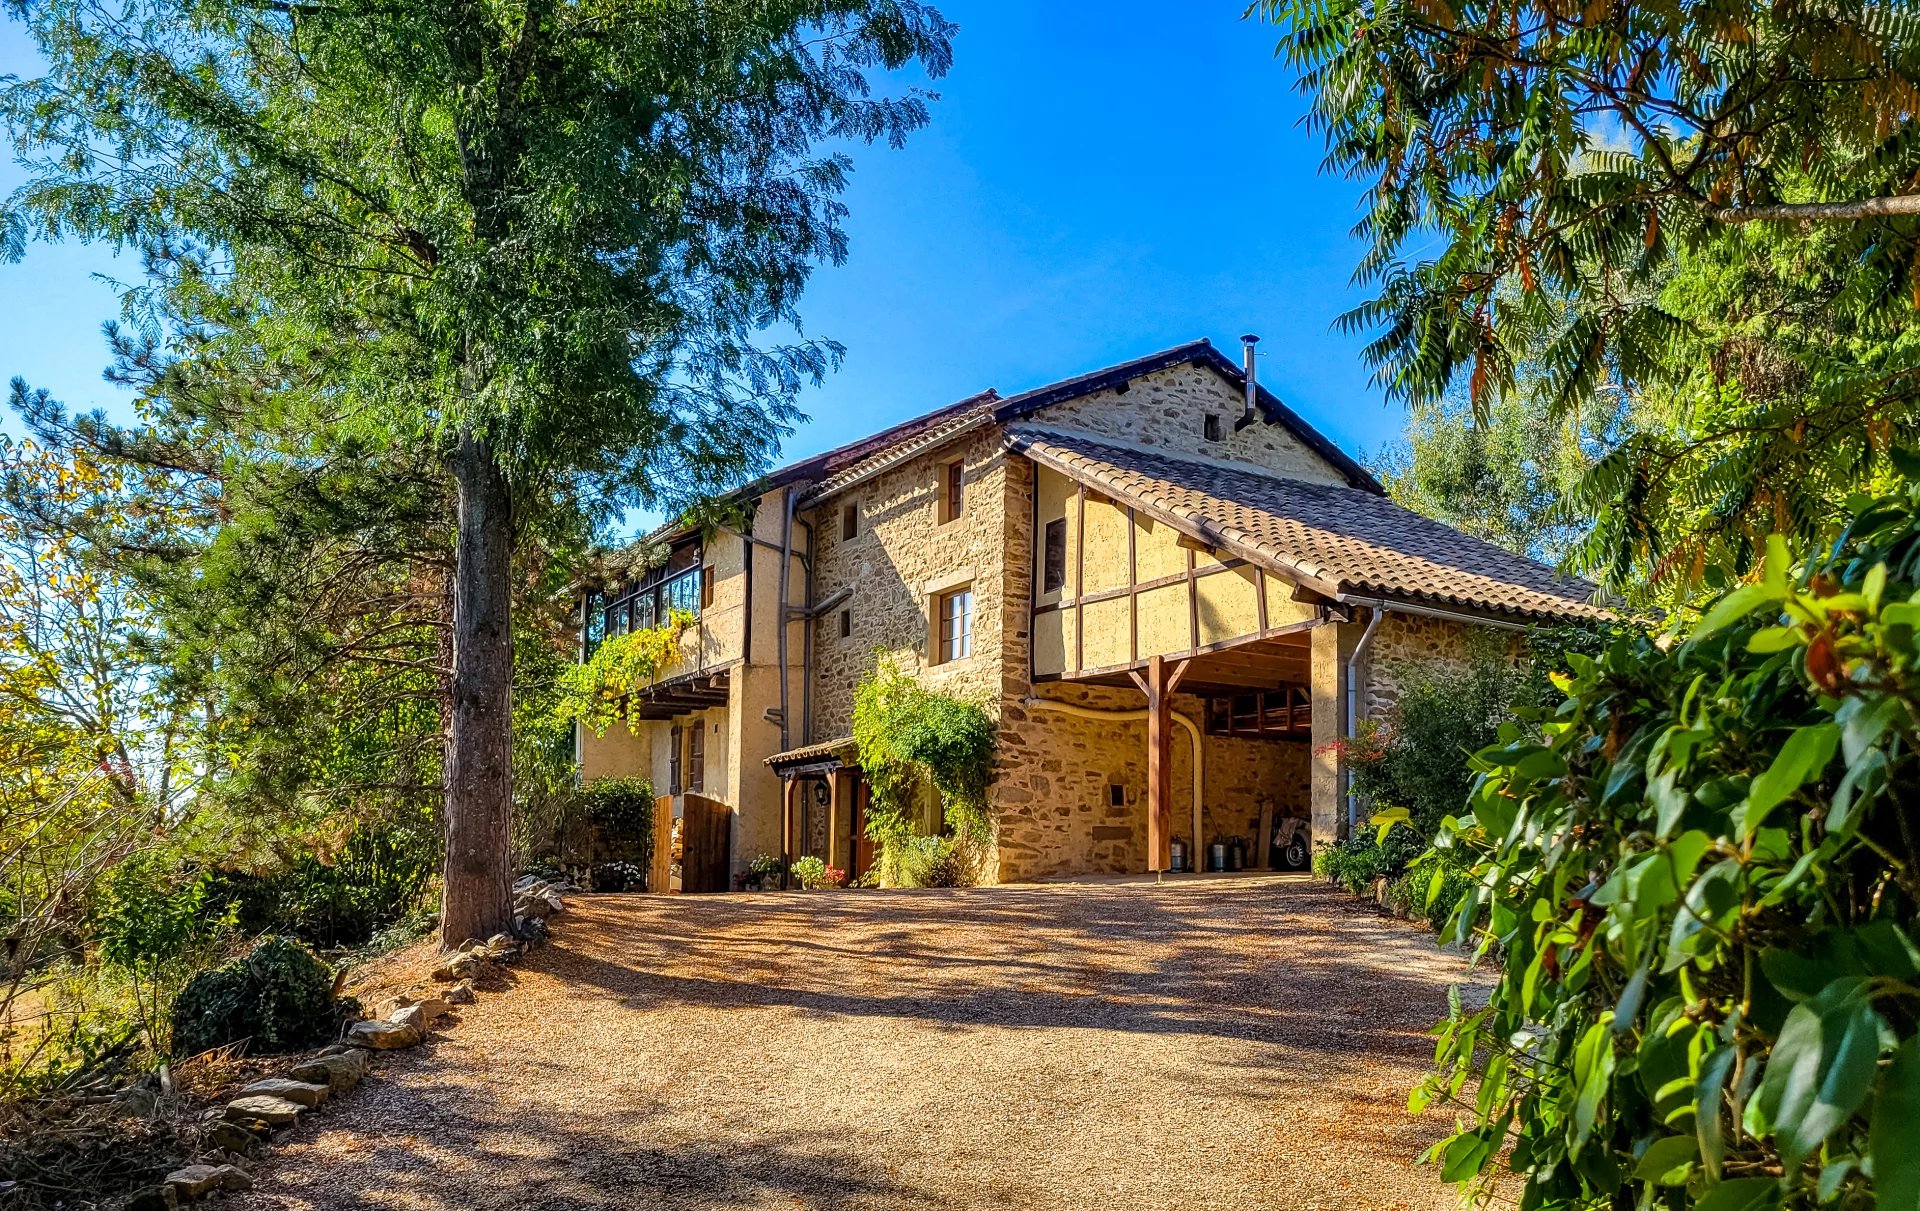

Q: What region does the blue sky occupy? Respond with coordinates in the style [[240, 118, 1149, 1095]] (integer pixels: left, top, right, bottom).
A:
[[1, 3, 1406, 497]]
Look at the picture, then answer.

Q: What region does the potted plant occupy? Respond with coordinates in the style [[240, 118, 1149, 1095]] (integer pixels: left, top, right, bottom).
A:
[[789, 856, 846, 890], [742, 852, 786, 892]]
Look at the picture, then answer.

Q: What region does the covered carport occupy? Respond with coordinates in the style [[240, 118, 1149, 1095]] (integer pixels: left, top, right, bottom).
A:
[[1007, 423, 1611, 876]]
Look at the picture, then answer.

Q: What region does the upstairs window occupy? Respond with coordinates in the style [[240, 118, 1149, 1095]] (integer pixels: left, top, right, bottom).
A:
[[938, 461, 965, 524], [935, 584, 973, 664], [1204, 414, 1223, 442], [1042, 518, 1068, 594], [839, 608, 852, 638], [841, 502, 859, 540]]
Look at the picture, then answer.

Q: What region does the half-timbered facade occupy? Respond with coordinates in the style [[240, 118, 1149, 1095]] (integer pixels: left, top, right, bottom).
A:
[[577, 339, 1608, 888]]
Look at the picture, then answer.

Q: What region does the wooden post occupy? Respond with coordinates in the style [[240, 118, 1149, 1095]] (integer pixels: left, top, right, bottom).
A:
[[650, 794, 673, 893], [827, 771, 846, 874], [1255, 798, 1275, 872], [1146, 654, 1171, 873], [781, 777, 797, 890]]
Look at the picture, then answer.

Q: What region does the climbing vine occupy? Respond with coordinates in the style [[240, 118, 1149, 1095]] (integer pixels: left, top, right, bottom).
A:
[[850, 655, 996, 858], [556, 612, 692, 735]]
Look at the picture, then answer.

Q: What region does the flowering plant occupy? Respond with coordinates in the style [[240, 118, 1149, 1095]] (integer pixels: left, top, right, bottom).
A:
[[789, 856, 846, 889]]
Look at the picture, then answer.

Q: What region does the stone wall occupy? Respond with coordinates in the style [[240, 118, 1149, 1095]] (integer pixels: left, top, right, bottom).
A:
[[1030, 364, 1351, 487], [992, 680, 1310, 882], [802, 425, 1017, 740], [1360, 611, 1519, 724]]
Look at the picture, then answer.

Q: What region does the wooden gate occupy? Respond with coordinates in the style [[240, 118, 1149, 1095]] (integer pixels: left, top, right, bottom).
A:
[[680, 793, 732, 894]]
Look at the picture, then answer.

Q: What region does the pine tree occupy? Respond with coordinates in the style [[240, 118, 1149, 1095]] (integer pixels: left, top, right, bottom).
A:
[[2, 0, 953, 944]]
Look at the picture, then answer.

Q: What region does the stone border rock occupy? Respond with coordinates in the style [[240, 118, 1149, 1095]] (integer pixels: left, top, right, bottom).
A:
[[121, 881, 573, 1209]]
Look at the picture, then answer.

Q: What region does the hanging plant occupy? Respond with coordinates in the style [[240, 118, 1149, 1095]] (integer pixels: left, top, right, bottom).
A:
[[557, 611, 692, 735], [850, 655, 996, 879]]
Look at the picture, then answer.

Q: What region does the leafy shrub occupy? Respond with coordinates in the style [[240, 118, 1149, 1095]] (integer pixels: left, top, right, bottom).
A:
[[1382, 863, 1474, 931], [589, 861, 646, 892], [1312, 828, 1425, 895], [852, 656, 996, 859], [1417, 499, 1920, 1209], [203, 817, 438, 947], [1348, 634, 1528, 837], [169, 936, 351, 1058], [890, 835, 977, 889], [94, 853, 220, 973], [579, 776, 655, 869]]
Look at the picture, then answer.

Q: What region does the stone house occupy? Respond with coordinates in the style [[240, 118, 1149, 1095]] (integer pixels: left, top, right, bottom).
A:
[[575, 338, 1608, 888]]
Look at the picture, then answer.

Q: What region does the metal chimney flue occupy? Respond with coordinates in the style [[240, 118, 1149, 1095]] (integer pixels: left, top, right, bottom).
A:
[[1239, 334, 1260, 426]]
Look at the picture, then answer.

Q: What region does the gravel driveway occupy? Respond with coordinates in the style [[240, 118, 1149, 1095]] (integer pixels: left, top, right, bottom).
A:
[[236, 876, 1475, 1211]]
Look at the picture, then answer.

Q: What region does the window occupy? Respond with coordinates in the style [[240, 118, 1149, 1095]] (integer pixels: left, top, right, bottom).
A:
[[688, 723, 705, 793], [1204, 413, 1223, 442], [839, 608, 852, 638], [663, 567, 701, 617], [668, 725, 683, 793], [939, 460, 965, 524], [1108, 783, 1126, 808], [842, 502, 859, 540], [582, 592, 606, 656], [1204, 687, 1311, 740], [700, 565, 714, 609], [935, 585, 973, 664], [1042, 518, 1068, 594]]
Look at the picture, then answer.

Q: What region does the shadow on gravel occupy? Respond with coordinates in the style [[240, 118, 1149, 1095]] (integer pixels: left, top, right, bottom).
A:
[[239, 1059, 922, 1211], [539, 879, 1458, 1053]]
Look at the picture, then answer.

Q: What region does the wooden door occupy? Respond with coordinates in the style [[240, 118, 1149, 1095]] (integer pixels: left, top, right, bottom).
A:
[[680, 793, 732, 894], [852, 778, 875, 882]]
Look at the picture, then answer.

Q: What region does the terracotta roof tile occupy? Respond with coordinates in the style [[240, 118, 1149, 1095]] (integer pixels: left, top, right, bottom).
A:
[[1007, 425, 1609, 624], [764, 736, 857, 770]]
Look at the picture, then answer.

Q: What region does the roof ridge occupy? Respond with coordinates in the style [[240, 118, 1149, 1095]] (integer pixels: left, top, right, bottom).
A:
[[1004, 421, 1360, 494]]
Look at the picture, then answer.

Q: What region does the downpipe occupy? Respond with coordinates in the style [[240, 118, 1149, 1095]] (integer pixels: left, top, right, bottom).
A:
[[1333, 594, 1531, 836], [1342, 605, 1383, 839], [774, 487, 797, 752], [1021, 697, 1204, 868]]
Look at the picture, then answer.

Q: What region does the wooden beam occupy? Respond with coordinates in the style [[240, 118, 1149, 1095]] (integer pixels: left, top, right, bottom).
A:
[[1074, 483, 1086, 674], [781, 777, 797, 890], [1145, 654, 1172, 873], [827, 770, 846, 873], [1127, 507, 1139, 666]]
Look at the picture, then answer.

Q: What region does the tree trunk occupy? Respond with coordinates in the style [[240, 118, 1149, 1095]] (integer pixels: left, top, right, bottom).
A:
[[439, 431, 515, 948]]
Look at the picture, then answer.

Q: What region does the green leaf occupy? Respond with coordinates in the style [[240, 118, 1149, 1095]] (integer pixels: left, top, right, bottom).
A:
[[1439, 1126, 1498, 1184], [1695, 582, 1784, 639], [1697, 1044, 1737, 1179], [1572, 1020, 1615, 1155], [1872, 1037, 1920, 1211], [1742, 724, 1840, 838], [1746, 625, 1802, 653], [1370, 806, 1410, 845], [1631, 1133, 1699, 1185], [1763, 534, 1792, 592], [1694, 1176, 1781, 1211], [1753, 978, 1884, 1166]]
